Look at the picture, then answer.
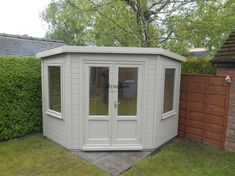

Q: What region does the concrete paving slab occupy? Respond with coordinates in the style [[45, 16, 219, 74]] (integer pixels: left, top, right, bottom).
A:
[[74, 152, 110, 163], [73, 151, 151, 176]]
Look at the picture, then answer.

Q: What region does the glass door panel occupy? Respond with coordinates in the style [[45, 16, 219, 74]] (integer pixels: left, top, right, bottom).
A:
[[89, 67, 109, 115], [118, 68, 138, 116]]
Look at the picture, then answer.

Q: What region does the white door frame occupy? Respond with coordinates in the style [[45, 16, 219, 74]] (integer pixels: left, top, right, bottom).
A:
[[82, 61, 144, 151]]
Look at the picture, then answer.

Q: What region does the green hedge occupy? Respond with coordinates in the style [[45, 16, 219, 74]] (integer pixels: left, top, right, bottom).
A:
[[182, 57, 216, 75], [0, 56, 42, 141]]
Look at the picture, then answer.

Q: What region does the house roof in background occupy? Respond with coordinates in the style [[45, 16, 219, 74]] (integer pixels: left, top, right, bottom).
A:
[[187, 48, 209, 58], [213, 31, 235, 67], [0, 33, 65, 56]]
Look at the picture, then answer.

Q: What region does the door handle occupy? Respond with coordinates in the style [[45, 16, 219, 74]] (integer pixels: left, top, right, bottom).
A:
[[114, 100, 120, 108]]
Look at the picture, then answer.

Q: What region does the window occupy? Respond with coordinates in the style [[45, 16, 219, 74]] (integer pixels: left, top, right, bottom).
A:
[[118, 67, 138, 116], [163, 68, 175, 114], [89, 67, 109, 115], [48, 66, 61, 113]]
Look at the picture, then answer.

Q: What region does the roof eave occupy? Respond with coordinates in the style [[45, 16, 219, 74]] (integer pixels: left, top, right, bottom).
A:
[[36, 46, 186, 62], [212, 59, 235, 68]]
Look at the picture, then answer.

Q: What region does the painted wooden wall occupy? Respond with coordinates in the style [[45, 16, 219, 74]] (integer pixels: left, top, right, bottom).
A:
[[42, 53, 182, 150]]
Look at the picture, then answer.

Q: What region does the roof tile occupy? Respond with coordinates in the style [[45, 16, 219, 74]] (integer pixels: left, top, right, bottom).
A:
[[0, 33, 65, 56]]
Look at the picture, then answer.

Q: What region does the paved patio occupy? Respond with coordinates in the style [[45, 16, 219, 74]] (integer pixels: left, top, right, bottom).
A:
[[73, 151, 151, 176]]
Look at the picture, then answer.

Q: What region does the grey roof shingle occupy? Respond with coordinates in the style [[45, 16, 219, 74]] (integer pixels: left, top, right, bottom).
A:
[[0, 33, 65, 56]]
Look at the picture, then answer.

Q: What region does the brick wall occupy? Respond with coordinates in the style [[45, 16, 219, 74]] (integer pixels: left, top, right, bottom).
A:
[[217, 68, 235, 151]]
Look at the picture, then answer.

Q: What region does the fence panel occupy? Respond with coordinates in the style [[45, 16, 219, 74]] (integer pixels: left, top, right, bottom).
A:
[[179, 74, 229, 148]]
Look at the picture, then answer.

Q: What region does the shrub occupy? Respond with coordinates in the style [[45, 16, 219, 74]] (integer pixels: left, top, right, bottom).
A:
[[0, 56, 41, 141], [182, 57, 216, 75]]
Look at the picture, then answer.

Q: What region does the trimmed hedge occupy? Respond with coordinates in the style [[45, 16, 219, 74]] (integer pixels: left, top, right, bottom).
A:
[[182, 57, 216, 75], [0, 56, 42, 141]]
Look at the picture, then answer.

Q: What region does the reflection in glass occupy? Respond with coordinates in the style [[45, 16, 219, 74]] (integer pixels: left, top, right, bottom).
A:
[[118, 68, 138, 116], [89, 67, 109, 115], [163, 68, 175, 113], [48, 66, 61, 112]]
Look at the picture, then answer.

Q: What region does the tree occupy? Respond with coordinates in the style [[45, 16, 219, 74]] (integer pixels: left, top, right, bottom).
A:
[[42, 0, 94, 45], [164, 0, 235, 55], [42, 0, 235, 55]]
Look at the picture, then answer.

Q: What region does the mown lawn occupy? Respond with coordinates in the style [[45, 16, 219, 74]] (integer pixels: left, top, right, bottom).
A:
[[0, 134, 108, 176], [0, 134, 235, 176], [124, 139, 235, 176]]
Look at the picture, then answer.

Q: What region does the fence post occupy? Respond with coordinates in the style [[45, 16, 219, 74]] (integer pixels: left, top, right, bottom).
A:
[[222, 82, 230, 148], [201, 76, 210, 143], [185, 75, 191, 138]]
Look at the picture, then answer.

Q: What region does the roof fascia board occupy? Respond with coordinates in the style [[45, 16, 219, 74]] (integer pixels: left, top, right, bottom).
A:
[[36, 46, 186, 62]]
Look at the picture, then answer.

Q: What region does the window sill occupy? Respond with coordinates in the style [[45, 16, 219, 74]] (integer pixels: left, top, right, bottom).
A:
[[46, 110, 63, 120], [162, 111, 176, 120]]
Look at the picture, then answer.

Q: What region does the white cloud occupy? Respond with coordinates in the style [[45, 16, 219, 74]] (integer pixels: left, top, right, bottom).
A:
[[0, 0, 52, 38]]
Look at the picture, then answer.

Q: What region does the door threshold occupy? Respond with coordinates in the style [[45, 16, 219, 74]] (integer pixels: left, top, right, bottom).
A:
[[82, 145, 143, 151]]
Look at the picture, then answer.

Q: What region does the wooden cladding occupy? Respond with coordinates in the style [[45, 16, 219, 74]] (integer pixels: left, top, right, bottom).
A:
[[178, 74, 229, 148], [214, 31, 235, 61]]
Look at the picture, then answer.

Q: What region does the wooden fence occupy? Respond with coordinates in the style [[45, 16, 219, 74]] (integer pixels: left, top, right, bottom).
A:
[[178, 74, 230, 148]]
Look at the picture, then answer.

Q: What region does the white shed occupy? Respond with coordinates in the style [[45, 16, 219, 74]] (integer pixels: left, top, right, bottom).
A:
[[37, 46, 185, 151]]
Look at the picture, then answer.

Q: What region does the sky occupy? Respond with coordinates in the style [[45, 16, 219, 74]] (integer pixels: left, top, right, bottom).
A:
[[0, 0, 52, 38]]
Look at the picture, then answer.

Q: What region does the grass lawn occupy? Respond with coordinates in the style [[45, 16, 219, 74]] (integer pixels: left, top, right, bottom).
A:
[[124, 139, 235, 176], [0, 134, 108, 176], [0, 134, 235, 176]]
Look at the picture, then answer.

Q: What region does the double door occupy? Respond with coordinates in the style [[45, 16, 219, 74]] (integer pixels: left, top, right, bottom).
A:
[[83, 62, 143, 150]]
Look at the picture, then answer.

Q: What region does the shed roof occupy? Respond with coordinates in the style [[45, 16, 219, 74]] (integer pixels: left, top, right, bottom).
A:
[[0, 33, 65, 56], [36, 46, 185, 62], [213, 31, 235, 67]]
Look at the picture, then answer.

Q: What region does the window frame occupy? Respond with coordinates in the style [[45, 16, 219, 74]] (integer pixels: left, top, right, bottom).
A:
[[161, 65, 177, 120], [46, 63, 63, 120]]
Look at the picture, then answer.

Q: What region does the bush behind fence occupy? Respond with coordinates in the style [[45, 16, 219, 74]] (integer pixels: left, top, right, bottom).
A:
[[182, 57, 216, 75]]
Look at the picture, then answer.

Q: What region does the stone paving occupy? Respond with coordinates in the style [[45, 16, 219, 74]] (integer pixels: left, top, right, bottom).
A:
[[73, 151, 151, 176]]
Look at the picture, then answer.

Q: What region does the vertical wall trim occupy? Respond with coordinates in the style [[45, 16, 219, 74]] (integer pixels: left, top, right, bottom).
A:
[[175, 64, 182, 137], [79, 56, 84, 149], [142, 58, 148, 148], [67, 54, 72, 149], [153, 55, 160, 148], [41, 61, 46, 136]]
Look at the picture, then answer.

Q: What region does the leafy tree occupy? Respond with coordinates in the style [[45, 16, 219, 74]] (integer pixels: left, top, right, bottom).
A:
[[42, 0, 94, 45], [42, 0, 235, 55], [164, 0, 235, 55]]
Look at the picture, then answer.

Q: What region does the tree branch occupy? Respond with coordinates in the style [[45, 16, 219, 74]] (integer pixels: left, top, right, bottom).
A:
[[66, 0, 131, 34], [159, 31, 173, 43]]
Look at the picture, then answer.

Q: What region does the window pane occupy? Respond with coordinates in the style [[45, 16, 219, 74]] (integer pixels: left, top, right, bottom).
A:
[[163, 68, 175, 113], [48, 66, 61, 112], [118, 68, 138, 116], [89, 67, 109, 115]]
